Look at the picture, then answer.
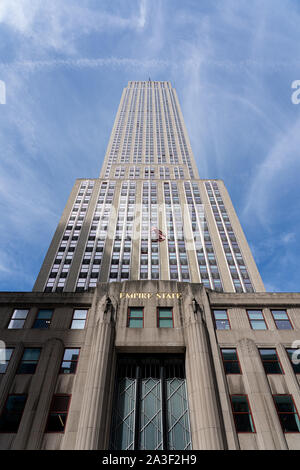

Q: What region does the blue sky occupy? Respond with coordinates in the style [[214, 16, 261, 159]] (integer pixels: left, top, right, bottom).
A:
[[0, 0, 299, 292]]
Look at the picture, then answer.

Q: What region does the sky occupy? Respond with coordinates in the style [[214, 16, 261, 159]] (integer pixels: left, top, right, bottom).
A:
[[0, 0, 299, 293]]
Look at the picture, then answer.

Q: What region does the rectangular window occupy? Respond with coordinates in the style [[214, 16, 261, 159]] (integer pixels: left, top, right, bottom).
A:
[[45, 395, 71, 433], [231, 395, 255, 433], [157, 307, 173, 328], [259, 349, 282, 374], [8, 309, 29, 329], [60, 349, 80, 374], [271, 310, 292, 330], [32, 309, 53, 329], [70, 309, 88, 329], [17, 348, 41, 374], [213, 310, 230, 330], [286, 349, 300, 374], [273, 395, 300, 432], [221, 348, 241, 374], [127, 307, 144, 328], [247, 310, 267, 330], [0, 395, 27, 433], [0, 348, 14, 374]]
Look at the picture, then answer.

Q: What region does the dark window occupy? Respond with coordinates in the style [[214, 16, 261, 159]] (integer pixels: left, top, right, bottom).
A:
[[17, 348, 41, 374], [8, 309, 29, 329], [286, 349, 300, 374], [247, 310, 267, 330], [231, 395, 255, 433], [32, 309, 53, 329], [271, 310, 292, 330], [259, 349, 282, 374], [127, 307, 144, 328], [213, 310, 230, 330], [157, 307, 173, 328], [0, 395, 27, 433], [221, 349, 241, 374], [45, 395, 71, 433], [70, 309, 88, 329], [0, 348, 14, 374], [273, 395, 300, 432], [60, 349, 80, 374]]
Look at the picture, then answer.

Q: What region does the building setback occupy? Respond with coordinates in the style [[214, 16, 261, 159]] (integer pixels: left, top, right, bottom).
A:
[[0, 81, 299, 450]]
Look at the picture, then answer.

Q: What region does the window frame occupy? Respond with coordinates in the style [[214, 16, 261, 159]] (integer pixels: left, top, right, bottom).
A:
[[270, 310, 293, 330], [59, 348, 81, 374], [0, 394, 27, 434], [246, 309, 267, 330], [230, 394, 256, 434], [45, 394, 72, 434], [127, 307, 144, 328], [70, 309, 88, 330], [16, 347, 42, 375], [220, 348, 241, 374], [157, 307, 174, 328], [213, 309, 230, 330], [273, 394, 300, 433], [32, 309, 53, 329], [258, 348, 283, 375], [0, 347, 14, 374], [7, 308, 29, 329]]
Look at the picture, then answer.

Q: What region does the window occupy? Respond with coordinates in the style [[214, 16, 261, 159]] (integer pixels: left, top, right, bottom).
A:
[[70, 309, 88, 329], [213, 310, 230, 330], [45, 395, 71, 433], [157, 307, 173, 328], [60, 349, 80, 374], [247, 310, 267, 330], [17, 348, 41, 374], [8, 309, 29, 329], [273, 395, 300, 433], [259, 349, 282, 374], [0, 348, 14, 374], [231, 395, 255, 433], [110, 354, 191, 450], [271, 310, 292, 330], [0, 395, 27, 433], [33, 309, 53, 329], [286, 349, 300, 374], [221, 349, 241, 374], [127, 307, 144, 328]]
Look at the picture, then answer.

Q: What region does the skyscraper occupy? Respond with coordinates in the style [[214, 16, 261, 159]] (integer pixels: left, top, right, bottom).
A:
[[0, 81, 299, 451], [34, 81, 264, 295]]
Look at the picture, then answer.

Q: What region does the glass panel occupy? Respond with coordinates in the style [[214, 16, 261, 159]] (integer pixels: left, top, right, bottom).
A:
[[8, 319, 26, 329], [215, 320, 230, 330], [214, 310, 227, 319], [139, 378, 162, 450], [37, 309, 53, 319], [73, 310, 88, 319], [286, 349, 300, 374], [272, 311, 288, 320], [70, 319, 86, 329], [0, 395, 27, 432], [129, 308, 143, 319], [251, 320, 267, 330], [222, 349, 237, 361], [128, 318, 143, 328], [159, 308, 173, 318], [12, 309, 29, 319], [275, 320, 292, 330], [110, 378, 136, 450], [159, 318, 173, 328], [248, 311, 263, 319], [166, 378, 192, 450]]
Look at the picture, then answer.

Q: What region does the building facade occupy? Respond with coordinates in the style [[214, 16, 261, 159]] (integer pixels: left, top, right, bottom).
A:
[[0, 81, 299, 450]]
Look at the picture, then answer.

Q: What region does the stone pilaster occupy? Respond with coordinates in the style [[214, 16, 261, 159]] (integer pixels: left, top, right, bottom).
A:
[[74, 295, 116, 449], [13, 338, 64, 449], [184, 299, 225, 449], [236, 338, 288, 450]]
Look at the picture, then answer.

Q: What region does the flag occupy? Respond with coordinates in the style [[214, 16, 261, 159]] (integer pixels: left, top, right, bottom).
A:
[[151, 227, 166, 242]]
